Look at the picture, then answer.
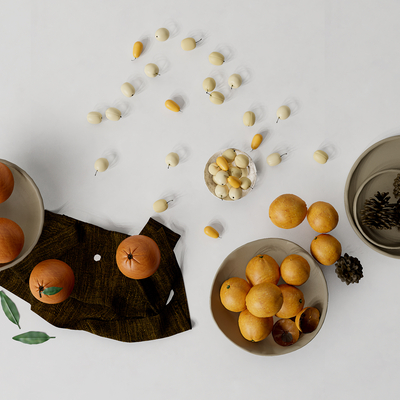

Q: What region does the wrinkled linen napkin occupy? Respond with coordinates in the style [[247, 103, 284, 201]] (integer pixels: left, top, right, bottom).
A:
[[0, 211, 192, 342]]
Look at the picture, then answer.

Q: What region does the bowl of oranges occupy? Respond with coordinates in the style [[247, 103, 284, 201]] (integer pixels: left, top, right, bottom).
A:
[[0, 159, 44, 272], [210, 238, 328, 356]]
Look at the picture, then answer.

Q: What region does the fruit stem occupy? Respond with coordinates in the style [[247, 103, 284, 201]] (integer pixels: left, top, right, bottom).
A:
[[39, 286, 44, 298]]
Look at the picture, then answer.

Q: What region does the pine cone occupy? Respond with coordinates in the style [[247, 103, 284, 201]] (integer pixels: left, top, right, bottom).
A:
[[335, 253, 363, 285], [394, 174, 400, 199], [360, 191, 397, 230]]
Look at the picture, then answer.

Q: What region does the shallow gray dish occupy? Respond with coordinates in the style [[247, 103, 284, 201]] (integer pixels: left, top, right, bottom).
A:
[[0, 159, 44, 272], [344, 136, 400, 258], [210, 238, 328, 356]]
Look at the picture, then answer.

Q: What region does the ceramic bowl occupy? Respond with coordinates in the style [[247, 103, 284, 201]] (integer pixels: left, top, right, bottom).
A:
[[344, 135, 400, 258], [353, 169, 400, 249], [210, 238, 328, 356], [0, 159, 44, 272], [204, 149, 257, 201]]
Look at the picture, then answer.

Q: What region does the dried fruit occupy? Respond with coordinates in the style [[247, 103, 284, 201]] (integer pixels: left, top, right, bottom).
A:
[[272, 319, 300, 346], [295, 307, 320, 333]]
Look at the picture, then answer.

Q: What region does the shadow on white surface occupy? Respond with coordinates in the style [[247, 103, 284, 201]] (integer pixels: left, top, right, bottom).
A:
[[126, 74, 147, 95], [186, 29, 209, 47], [169, 91, 189, 111], [236, 66, 255, 86], [249, 101, 268, 124], [163, 19, 181, 39], [318, 140, 339, 161], [137, 34, 153, 57], [214, 43, 237, 63]]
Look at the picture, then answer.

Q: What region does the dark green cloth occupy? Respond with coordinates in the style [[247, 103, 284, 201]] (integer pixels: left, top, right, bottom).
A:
[[0, 211, 192, 342]]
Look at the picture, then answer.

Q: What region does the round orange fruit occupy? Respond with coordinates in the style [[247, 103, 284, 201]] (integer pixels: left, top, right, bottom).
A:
[[0, 218, 24, 263], [272, 318, 300, 346], [245, 254, 280, 286], [0, 162, 14, 204], [310, 233, 342, 265], [269, 194, 307, 229], [220, 277, 251, 312], [280, 254, 310, 286], [238, 309, 273, 342], [275, 284, 305, 318], [307, 201, 339, 233], [246, 282, 283, 318]]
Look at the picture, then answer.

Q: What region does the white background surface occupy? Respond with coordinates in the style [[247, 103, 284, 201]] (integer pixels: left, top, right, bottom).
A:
[[1, 0, 400, 399]]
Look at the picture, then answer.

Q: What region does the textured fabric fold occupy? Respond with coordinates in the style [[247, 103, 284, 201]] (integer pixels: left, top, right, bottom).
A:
[[0, 211, 192, 342]]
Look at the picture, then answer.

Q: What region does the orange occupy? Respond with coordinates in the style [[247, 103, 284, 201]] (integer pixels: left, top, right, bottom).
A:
[[245, 282, 283, 318], [245, 254, 280, 286], [220, 277, 251, 312], [269, 194, 307, 229], [295, 307, 320, 333], [310, 233, 342, 265], [280, 254, 310, 286], [275, 284, 304, 318], [307, 201, 339, 233], [0, 218, 24, 263], [272, 319, 300, 346], [238, 309, 273, 342], [0, 162, 14, 204]]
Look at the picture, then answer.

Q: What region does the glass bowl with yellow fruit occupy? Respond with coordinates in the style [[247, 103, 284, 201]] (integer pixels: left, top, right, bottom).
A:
[[204, 148, 257, 201]]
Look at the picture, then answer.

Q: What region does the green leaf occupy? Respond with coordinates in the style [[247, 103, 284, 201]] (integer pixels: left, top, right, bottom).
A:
[[12, 331, 55, 345], [42, 286, 63, 296], [0, 291, 21, 329]]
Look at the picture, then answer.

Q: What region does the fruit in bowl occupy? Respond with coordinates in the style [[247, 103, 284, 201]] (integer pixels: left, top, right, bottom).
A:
[[0, 218, 24, 263], [0, 162, 14, 204]]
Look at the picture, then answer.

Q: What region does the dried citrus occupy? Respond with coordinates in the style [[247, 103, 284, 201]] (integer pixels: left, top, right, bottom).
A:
[[307, 201, 339, 233], [246, 282, 283, 318], [220, 277, 251, 312], [275, 284, 304, 318], [272, 318, 300, 346], [310, 233, 342, 265], [269, 194, 307, 229], [245, 254, 280, 286], [295, 307, 320, 333], [280, 254, 310, 286], [238, 309, 273, 342]]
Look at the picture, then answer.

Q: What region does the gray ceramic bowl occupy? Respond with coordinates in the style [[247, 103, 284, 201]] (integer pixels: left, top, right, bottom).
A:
[[344, 136, 400, 258], [0, 159, 44, 272], [353, 169, 400, 249], [210, 238, 328, 356]]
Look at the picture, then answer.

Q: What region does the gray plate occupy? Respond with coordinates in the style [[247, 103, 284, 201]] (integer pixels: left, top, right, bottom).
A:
[[210, 238, 328, 356], [344, 135, 400, 258], [0, 159, 44, 271]]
